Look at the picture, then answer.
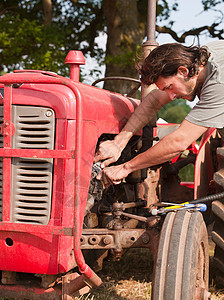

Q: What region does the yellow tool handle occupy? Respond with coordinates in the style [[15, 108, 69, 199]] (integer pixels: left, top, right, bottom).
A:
[[163, 202, 189, 210]]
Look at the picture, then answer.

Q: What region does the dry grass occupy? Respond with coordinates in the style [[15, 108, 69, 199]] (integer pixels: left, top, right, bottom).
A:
[[73, 246, 224, 300], [74, 248, 153, 300]]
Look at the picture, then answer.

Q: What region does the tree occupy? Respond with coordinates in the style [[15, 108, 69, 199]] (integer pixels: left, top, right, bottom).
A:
[[0, 0, 223, 87], [157, 99, 191, 124], [102, 0, 144, 94], [0, 0, 106, 76]]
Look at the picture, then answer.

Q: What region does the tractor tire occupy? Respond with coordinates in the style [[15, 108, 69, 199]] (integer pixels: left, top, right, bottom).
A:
[[212, 146, 224, 286], [211, 199, 224, 286], [152, 210, 210, 300]]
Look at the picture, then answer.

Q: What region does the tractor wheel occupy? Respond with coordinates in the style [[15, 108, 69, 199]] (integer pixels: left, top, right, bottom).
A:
[[152, 210, 210, 300], [211, 200, 224, 286], [212, 146, 224, 286]]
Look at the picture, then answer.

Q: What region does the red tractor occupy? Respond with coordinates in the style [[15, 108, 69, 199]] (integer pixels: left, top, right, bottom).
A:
[[0, 48, 223, 300]]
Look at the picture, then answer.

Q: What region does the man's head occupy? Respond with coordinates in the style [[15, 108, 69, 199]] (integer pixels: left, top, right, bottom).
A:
[[138, 43, 210, 101]]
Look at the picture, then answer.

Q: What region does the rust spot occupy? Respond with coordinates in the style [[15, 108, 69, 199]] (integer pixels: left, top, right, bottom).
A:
[[1, 121, 15, 137]]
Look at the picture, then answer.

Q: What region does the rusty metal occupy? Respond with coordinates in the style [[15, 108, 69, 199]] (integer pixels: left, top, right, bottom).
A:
[[40, 275, 58, 289], [88, 235, 101, 245], [85, 212, 99, 228], [102, 235, 113, 245], [146, 226, 161, 261], [121, 200, 147, 209], [81, 228, 152, 250], [112, 201, 160, 226], [92, 76, 141, 97], [112, 202, 123, 230], [92, 76, 141, 87], [146, 216, 161, 227], [122, 218, 139, 229], [111, 201, 161, 233], [141, 0, 158, 101], [92, 250, 109, 272], [62, 273, 90, 299], [1, 271, 17, 285], [116, 211, 148, 223], [146, 0, 158, 46]]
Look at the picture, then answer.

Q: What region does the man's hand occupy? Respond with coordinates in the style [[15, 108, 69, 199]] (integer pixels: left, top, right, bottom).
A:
[[96, 163, 131, 188], [94, 140, 123, 168]]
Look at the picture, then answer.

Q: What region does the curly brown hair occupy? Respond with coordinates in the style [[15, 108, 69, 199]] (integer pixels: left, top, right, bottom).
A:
[[137, 43, 210, 86]]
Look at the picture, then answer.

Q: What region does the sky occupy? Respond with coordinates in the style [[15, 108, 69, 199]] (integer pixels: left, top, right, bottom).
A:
[[82, 0, 224, 106], [156, 0, 223, 45]]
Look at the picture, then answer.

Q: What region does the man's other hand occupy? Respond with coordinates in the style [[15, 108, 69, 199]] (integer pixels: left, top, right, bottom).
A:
[[94, 140, 122, 168], [96, 164, 130, 188]]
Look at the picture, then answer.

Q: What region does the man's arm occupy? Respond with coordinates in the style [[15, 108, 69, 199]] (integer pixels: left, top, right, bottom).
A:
[[94, 89, 171, 167], [97, 120, 208, 186]]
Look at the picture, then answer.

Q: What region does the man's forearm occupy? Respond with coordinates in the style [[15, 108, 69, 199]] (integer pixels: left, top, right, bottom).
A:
[[95, 89, 170, 166], [123, 120, 208, 173], [113, 130, 134, 150], [97, 119, 208, 185], [122, 89, 169, 135], [122, 133, 181, 174], [114, 90, 170, 152]]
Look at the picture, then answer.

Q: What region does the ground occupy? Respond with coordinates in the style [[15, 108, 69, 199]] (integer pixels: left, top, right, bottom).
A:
[[72, 246, 224, 300], [0, 243, 224, 300]]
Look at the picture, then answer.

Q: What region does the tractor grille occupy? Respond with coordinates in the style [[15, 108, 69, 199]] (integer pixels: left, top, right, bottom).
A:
[[0, 106, 55, 224]]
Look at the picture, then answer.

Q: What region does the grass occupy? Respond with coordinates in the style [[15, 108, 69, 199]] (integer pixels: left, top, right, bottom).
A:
[[73, 248, 153, 300], [73, 246, 224, 300]]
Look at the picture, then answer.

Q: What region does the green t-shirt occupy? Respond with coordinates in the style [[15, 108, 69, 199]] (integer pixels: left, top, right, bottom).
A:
[[186, 40, 224, 128]]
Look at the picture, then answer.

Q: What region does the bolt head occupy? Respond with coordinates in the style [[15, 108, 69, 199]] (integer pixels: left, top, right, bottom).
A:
[[46, 110, 53, 117]]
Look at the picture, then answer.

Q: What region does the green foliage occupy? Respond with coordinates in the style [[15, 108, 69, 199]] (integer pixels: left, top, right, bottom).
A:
[[157, 98, 195, 181], [157, 99, 191, 124], [0, 0, 104, 75], [0, 0, 185, 76], [105, 49, 137, 69], [0, 14, 69, 75], [0, 0, 223, 78], [179, 164, 195, 182]]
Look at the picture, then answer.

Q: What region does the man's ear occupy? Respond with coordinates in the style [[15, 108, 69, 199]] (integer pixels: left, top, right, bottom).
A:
[[177, 66, 189, 77]]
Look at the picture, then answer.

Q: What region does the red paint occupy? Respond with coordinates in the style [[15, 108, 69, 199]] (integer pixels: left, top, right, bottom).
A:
[[194, 128, 216, 199], [65, 50, 85, 81], [0, 69, 138, 282]]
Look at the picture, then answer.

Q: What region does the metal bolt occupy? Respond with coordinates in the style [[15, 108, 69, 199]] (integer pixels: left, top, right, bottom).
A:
[[103, 235, 113, 245], [80, 235, 87, 245], [1, 278, 7, 284], [142, 233, 150, 244], [88, 235, 100, 245], [46, 110, 53, 117], [114, 248, 123, 260]]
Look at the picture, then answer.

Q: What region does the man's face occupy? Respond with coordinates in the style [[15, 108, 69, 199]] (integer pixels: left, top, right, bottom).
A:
[[155, 69, 197, 102]]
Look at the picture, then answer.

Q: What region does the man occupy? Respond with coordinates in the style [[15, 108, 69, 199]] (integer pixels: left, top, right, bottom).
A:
[[94, 41, 224, 187]]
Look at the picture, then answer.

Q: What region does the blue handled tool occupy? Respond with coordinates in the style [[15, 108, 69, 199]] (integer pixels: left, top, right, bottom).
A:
[[151, 191, 224, 216], [151, 203, 207, 216]]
